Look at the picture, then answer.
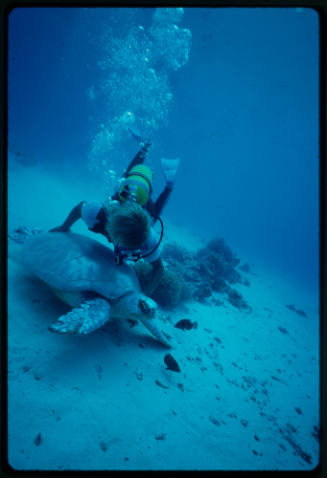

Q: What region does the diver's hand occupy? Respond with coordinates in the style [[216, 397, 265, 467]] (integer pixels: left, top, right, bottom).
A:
[[49, 225, 70, 233]]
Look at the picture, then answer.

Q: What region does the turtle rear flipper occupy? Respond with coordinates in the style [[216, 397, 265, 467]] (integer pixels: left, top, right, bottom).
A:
[[9, 226, 42, 244], [49, 298, 111, 335]]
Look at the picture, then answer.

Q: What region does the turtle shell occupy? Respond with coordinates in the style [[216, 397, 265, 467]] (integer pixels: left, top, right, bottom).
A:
[[23, 232, 141, 300]]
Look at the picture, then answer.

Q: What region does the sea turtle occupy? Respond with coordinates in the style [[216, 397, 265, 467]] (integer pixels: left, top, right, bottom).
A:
[[22, 231, 171, 347]]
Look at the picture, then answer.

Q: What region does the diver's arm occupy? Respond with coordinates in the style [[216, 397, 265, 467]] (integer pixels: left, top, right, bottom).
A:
[[49, 201, 85, 232], [144, 258, 164, 296], [123, 141, 152, 177]]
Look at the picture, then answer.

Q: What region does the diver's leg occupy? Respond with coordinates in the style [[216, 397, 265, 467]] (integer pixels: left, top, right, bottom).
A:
[[123, 141, 152, 177], [152, 185, 173, 220], [151, 157, 180, 220]]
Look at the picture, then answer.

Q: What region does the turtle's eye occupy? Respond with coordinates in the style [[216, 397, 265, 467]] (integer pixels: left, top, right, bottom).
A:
[[139, 299, 154, 318]]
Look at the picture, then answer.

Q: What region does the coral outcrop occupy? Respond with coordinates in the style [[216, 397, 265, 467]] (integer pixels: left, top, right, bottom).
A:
[[133, 236, 251, 311]]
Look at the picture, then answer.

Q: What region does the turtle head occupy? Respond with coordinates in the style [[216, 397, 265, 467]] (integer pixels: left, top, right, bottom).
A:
[[138, 295, 157, 319], [122, 292, 157, 319]]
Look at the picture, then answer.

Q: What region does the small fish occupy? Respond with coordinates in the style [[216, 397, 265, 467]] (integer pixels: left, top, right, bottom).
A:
[[34, 432, 42, 446], [174, 319, 197, 331], [164, 353, 180, 372]]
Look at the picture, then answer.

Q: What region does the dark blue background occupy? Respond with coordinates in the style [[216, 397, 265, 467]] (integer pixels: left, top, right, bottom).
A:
[[8, 7, 319, 294]]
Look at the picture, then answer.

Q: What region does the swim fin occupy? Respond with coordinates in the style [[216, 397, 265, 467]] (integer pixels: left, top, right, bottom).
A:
[[160, 157, 181, 184]]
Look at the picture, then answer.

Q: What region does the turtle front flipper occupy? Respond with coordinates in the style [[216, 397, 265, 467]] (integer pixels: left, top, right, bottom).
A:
[[49, 298, 111, 335]]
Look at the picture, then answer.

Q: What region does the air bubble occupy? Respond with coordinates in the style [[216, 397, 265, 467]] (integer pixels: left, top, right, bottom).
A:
[[88, 8, 191, 174], [153, 8, 184, 25]]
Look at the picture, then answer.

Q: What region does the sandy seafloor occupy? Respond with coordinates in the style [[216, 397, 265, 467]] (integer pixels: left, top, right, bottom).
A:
[[7, 159, 320, 471]]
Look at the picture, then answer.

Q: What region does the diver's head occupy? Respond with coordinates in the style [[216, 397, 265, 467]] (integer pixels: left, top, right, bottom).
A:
[[105, 201, 151, 249], [119, 165, 152, 206]]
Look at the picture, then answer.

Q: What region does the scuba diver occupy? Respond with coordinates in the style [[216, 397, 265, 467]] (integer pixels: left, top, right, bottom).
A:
[[50, 139, 180, 297]]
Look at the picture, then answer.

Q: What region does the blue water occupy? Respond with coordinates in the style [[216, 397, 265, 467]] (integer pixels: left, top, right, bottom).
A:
[[7, 7, 320, 471], [8, 7, 319, 295]]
